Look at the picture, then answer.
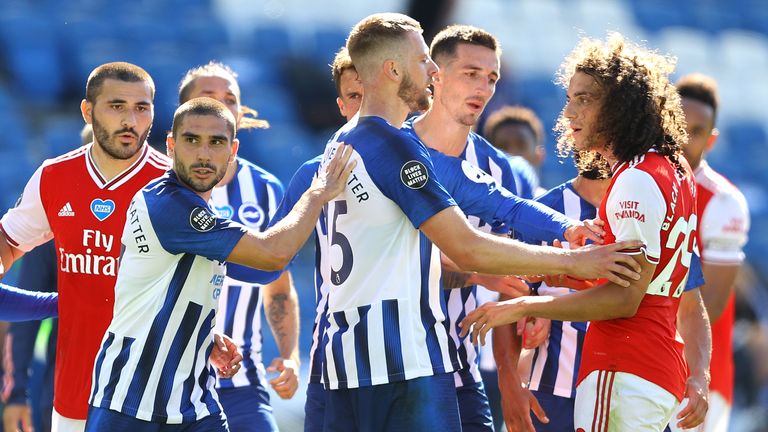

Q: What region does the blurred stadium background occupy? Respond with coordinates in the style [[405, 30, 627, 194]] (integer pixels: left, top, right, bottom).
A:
[[0, 0, 765, 430]]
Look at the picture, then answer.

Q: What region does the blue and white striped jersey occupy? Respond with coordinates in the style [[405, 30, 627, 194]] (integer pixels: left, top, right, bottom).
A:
[[210, 157, 284, 390], [89, 172, 247, 423], [319, 116, 459, 390], [518, 180, 593, 398], [402, 118, 539, 386], [269, 156, 327, 386]]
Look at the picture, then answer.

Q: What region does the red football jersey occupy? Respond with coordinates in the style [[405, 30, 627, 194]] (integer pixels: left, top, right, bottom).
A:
[[0, 144, 169, 419], [695, 160, 750, 404], [577, 151, 697, 401]]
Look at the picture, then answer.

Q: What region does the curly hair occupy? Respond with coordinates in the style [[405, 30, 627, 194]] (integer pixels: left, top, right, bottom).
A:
[[554, 33, 687, 175], [178, 61, 269, 130]]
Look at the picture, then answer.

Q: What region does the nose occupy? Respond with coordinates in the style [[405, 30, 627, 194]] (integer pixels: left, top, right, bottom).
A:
[[427, 58, 439, 78], [564, 100, 577, 120], [121, 110, 137, 129]]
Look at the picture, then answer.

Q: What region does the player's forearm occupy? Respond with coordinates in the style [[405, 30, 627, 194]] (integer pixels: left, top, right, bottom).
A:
[[0, 284, 58, 321], [259, 190, 325, 270], [459, 233, 574, 276], [498, 196, 574, 242], [678, 290, 712, 382], [699, 263, 739, 322], [521, 284, 642, 322], [264, 273, 300, 363]]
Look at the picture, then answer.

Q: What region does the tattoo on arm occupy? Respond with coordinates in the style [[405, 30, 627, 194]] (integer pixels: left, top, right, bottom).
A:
[[267, 293, 290, 341]]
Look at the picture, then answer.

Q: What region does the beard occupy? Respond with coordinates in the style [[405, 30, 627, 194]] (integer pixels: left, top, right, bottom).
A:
[[398, 71, 431, 112], [174, 159, 227, 193], [91, 112, 150, 160]]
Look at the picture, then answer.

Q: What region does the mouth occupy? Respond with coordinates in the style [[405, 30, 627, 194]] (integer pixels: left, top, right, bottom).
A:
[[117, 133, 138, 144], [466, 99, 484, 112], [192, 167, 215, 179]]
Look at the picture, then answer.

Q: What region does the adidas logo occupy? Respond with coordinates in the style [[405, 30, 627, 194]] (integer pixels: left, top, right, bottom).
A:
[[58, 202, 75, 217]]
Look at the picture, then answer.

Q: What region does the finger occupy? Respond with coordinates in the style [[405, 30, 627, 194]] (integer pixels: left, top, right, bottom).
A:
[[676, 399, 693, 419], [608, 259, 641, 280], [592, 218, 605, 227], [516, 319, 526, 336], [605, 271, 632, 288], [479, 325, 490, 346], [612, 252, 642, 274], [530, 393, 549, 423]]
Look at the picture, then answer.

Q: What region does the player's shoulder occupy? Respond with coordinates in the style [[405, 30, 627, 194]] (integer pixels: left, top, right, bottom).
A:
[[41, 145, 89, 172], [536, 180, 573, 207], [696, 161, 746, 202], [145, 145, 172, 171]]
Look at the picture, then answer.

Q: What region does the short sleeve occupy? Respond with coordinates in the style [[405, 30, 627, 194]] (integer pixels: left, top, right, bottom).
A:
[[606, 168, 666, 264], [355, 130, 455, 228], [699, 189, 750, 265], [0, 165, 52, 251], [148, 189, 246, 262]]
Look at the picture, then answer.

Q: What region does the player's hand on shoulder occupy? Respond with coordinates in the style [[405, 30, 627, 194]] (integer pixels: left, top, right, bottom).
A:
[[311, 143, 357, 203], [267, 357, 299, 399], [564, 218, 605, 246]]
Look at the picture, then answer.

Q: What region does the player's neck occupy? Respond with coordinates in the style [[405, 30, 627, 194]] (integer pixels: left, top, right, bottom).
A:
[[90, 141, 144, 182], [572, 176, 610, 207], [358, 89, 409, 128], [413, 108, 469, 157]]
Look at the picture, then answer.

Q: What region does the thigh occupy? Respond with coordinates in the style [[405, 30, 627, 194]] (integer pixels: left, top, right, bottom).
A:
[[217, 386, 277, 432], [575, 370, 677, 432], [323, 388, 356, 432], [456, 381, 493, 432], [53, 408, 86, 432], [380, 374, 461, 432], [84, 407, 158, 432], [304, 383, 327, 432], [530, 391, 574, 432]]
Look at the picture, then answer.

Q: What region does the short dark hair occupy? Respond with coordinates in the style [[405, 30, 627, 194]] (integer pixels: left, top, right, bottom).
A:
[[346, 13, 422, 78], [331, 46, 356, 97], [430, 24, 500, 65], [85, 62, 154, 103], [483, 105, 544, 147], [676, 73, 719, 126], [172, 97, 236, 142]]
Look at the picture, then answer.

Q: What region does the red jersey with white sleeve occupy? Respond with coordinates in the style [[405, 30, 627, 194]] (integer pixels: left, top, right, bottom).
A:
[[577, 151, 697, 401], [0, 143, 169, 419], [695, 160, 749, 404]]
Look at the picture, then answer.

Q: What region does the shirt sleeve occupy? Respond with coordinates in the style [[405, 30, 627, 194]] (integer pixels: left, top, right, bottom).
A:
[[149, 190, 247, 262], [269, 159, 319, 227], [699, 188, 750, 265], [358, 133, 455, 229], [0, 284, 58, 321], [0, 165, 53, 251], [605, 168, 667, 264]]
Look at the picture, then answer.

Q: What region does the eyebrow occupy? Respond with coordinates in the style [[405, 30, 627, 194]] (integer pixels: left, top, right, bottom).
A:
[[180, 132, 230, 142], [201, 90, 236, 98], [105, 98, 151, 106]]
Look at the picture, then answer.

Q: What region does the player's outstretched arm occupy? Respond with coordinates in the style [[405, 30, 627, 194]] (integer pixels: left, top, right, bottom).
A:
[[420, 206, 642, 285], [459, 254, 654, 346], [674, 288, 711, 429], [0, 231, 24, 278], [227, 145, 356, 271], [0, 284, 58, 322]]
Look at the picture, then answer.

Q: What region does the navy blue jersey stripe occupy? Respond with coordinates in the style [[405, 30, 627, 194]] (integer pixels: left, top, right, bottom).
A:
[[180, 309, 216, 422], [331, 311, 349, 388], [571, 322, 587, 398], [240, 288, 262, 386], [382, 299, 405, 379], [418, 234, 445, 374], [90, 332, 115, 405], [353, 305, 372, 386], [539, 321, 564, 390], [152, 302, 203, 421], [103, 336, 135, 408], [223, 285, 240, 338], [123, 253, 195, 411]]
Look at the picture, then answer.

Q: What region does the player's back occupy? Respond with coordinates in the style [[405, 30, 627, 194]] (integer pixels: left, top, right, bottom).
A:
[[0, 143, 169, 418], [320, 116, 458, 390], [580, 151, 697, 401]]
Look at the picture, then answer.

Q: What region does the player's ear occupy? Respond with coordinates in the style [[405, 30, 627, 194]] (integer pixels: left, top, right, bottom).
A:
[[81, 99, 93, 124], [706, 128, 719, 152], [166, 133, 175, 158], [384, 59, 399, 82], [230, 138, 239, 163]]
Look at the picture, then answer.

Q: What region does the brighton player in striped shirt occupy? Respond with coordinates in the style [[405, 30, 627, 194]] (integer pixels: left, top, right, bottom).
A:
[[177, 62, 299, 432], [667, 74, 751, 432], [462, 34, 701, 431], [85, 98, 354, 431], [316, 15, 642, 431]]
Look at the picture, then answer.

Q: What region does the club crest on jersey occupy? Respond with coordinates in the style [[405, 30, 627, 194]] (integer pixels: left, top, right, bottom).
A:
[[90, 199, 115, 221], [238, 202, 265, 228], [214, 205, 234, 219], [400, 160, 429, 189], [190, 207, 216, 232]]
